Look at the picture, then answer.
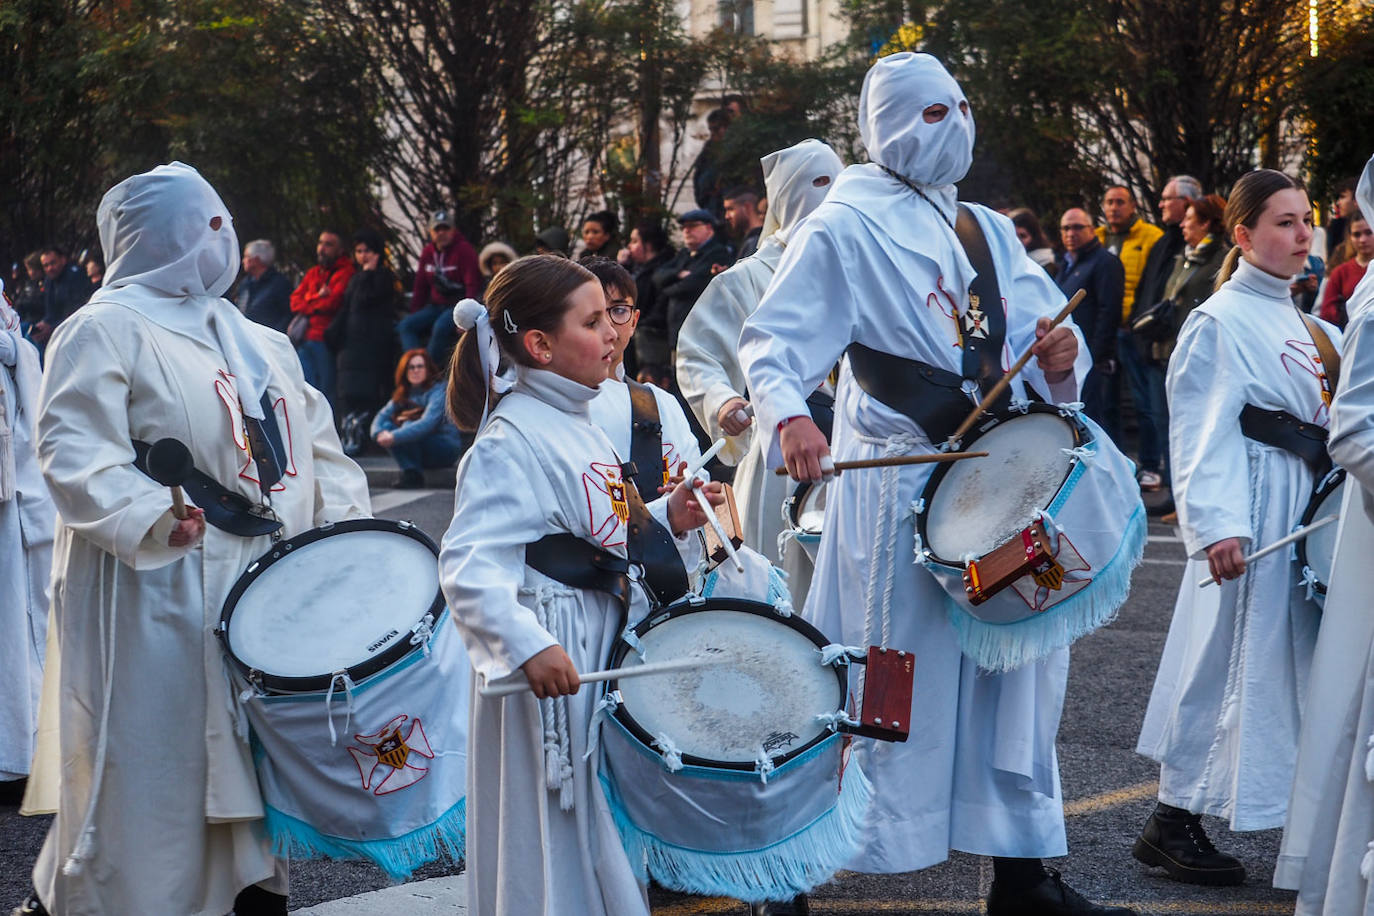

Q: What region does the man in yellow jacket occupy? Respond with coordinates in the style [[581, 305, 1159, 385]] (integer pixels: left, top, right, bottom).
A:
[[1097, 185, 1165, 491]]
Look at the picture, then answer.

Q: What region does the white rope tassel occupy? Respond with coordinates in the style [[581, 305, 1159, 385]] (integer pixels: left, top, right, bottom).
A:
[[528, 583, 577, 808], [409, 613, 435, 657], [653, 732, 684, 772], [858, 434, 917, 697], [324, 671, 357, 747], [64, 561, 119, 877], [754, 748, 777, 784], [582, 690, 622, 762]]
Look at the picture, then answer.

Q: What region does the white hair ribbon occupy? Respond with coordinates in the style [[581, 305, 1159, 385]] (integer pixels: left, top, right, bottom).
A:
[[454, 297, 505, 430]]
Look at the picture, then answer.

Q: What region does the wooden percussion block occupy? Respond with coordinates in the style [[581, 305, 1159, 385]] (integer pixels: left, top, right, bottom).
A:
[[701, 483, 744, 569], [851, 646, 914, 742], [961, 520, 1062, 606]]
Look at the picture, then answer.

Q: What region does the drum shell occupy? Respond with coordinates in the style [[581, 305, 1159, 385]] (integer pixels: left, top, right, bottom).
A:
[[242, 608, 469, 879], [784, 481, 825, 564], [1296, 466, 1346, 604]]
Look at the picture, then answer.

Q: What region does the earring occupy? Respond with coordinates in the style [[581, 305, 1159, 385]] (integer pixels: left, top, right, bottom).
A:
[[541, 353, 552, 363]]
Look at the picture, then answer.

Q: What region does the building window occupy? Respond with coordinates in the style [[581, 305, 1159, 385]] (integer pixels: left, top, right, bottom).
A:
[[718, 0, 754, 35]]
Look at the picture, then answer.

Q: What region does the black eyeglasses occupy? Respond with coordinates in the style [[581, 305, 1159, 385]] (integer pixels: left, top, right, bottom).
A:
[[608, 302, 636, 325], [1060, 224, 1090, 232]]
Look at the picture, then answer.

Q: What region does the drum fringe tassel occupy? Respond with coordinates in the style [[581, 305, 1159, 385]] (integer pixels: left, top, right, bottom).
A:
[[601, 761, 873, 904], [946, 504, 1147, 672], [262, 795, 466, 883]]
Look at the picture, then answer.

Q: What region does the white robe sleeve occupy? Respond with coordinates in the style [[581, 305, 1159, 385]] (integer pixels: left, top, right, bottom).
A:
[[36, 315, 189, 570], [304, 381, 372, 523], [1330, 311, 1374, 498], [981, 208, 1089, 401], [1167, 313, 1253, 558], [676, 271, 753, 464], [439, 428, 562, 681], [740, 224, 858, 467]]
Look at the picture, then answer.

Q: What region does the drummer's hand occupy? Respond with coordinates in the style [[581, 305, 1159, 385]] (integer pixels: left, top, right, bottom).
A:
[[779, 416, 829, 482], [1031, 317, 1078, 382], [718, 397, 753, 436], [521, 645, 580, 699], [667, 476, 725, 535], [168, 507, 206, 548], [1205, 537, 1247, 582]]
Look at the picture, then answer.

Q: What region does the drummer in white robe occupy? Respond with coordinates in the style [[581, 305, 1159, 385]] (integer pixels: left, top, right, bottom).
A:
[[1277, 152, 1374, 914], [439, 258, 721, 916], [740, 54, 1130, 916], [0, 283, 53, 802], [16, 163, 370, 916], [1134, 170, 1338, 887], [676, 140, 842, 604]]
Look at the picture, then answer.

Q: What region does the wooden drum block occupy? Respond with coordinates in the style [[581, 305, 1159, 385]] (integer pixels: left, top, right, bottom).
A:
[[701, 483, 744, 570], [961, 520, 1062, 606], [852, 646, 915, 742]]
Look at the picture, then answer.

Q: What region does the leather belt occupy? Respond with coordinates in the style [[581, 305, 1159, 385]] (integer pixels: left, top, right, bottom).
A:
[[1239, 404, 1331, 478], [524, 533, 631, 612]]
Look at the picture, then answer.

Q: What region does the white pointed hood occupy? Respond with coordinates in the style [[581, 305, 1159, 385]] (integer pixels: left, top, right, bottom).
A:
[[92, 162, 273, 417], [1345, 153, 1374, 325], [761, 139, 843, 246]]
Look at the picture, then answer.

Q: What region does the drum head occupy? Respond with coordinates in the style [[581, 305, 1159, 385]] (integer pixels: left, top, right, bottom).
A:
[[221, 520, 442, 691], [1298, 468, 1345, 595], [611, 598, 845, 769], [922, 409, 1081, 562]]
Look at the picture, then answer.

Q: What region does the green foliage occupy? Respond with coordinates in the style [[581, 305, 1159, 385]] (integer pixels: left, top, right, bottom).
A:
[[0, 0, 385, 275], [1295, 15, 1374, 205]]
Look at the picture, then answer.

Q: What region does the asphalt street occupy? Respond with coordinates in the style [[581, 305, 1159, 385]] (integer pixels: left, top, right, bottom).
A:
[[0, 465, 1299, 915]]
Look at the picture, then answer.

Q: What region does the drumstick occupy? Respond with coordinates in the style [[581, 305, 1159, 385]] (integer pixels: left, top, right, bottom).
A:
[[1197, 513, 1339, 588], [685, 438, 727, 479], [774, 450, 988, 475], [145, 437, 195, 521], [946, 289, 1087, 446], [478, 653, 734, 698]]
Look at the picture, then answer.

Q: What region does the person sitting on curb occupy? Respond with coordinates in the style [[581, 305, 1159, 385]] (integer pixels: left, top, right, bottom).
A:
[[371, 348, 466, 488]]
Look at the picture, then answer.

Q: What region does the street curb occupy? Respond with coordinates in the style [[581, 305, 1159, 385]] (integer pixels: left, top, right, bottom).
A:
[[355, 456, 457, 491], [291, 874, 468, 914]]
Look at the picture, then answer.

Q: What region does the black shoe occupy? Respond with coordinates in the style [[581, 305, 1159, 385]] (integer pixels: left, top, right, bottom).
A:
[[986, 868, 1136, 915], [232, 884, 288, 916], [396, 469, 425, 489], [1132, 806, 1246, 886], [0, 778, 26, 806], [750, 895, 810, 915], [10, 893, 48, 916]]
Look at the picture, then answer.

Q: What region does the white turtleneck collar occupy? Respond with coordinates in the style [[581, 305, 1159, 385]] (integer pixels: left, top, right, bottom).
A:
[[1228, 256, 1295, 302], [514, 365, 601, 417]]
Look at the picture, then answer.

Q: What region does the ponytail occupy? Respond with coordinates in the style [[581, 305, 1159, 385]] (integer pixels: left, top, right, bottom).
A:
[[444, 254, 597, 433], [1214, 245, 1243, 293]]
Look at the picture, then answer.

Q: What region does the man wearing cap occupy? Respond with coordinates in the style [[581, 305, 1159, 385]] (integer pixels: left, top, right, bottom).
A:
[[652, 209, 734, 358], [399, 210, 482, 358]]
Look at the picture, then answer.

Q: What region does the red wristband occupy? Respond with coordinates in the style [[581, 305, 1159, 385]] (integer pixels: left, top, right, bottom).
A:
[[777, 415, 807, 432]]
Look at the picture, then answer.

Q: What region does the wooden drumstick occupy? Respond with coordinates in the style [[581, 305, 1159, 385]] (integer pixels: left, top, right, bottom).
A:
[[478, 652, 735, 698], [775, 450, 988, 476], [1196, 513, 1339, 588], [946, 289, 1087, 447], [145, 437, 195, 521]]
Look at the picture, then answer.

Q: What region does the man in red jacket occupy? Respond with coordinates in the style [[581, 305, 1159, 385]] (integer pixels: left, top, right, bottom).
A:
[[399, 210, 482, 364], [289, 230, 354, 406]]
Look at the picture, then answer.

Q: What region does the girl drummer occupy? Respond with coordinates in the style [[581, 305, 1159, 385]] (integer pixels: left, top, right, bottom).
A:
[[1133, 171, 1342, 886], [438, 255, 720, 916]]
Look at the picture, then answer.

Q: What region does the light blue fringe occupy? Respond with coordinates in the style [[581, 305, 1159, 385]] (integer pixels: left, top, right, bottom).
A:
[[701, 560, 793, 611], [600, 761, 873, 904], [946, 503, 1147, 672], [262, 796, 466, 883]]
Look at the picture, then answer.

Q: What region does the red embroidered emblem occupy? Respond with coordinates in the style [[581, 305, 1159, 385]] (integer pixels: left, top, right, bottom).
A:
[[582, 461, 629, 547], [213, 370, 298, 491], [1010, 530, 1092, 612], [347, 714, 434, 795]]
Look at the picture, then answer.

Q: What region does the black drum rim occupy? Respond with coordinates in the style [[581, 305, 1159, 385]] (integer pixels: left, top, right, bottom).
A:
[[218, 518, 444, 694], [1295, 466, 1345, 596], [606, 596, 848, 771], [786, 480, 824, 533], [916, 402, 1092, 568]]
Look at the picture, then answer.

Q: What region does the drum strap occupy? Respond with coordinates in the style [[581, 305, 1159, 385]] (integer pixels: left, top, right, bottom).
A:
[[620, 460, 691, 608], [626, 381, 666, 501], [1238, 404, 1331, 478], [130, 439, 284, 538], [524, 533, 631, 612], [844, 205, 1009, 442], [1298, 311, 1341, 400]]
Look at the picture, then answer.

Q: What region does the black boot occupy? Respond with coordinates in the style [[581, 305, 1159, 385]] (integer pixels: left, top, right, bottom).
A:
[[9, 894, 47, 916], [749, 895, 810, 915], [232, 884, 288, 916], [396, 468, 425, 489], [985, 868, 1136, 915], [1132, 803, 1246, 886]]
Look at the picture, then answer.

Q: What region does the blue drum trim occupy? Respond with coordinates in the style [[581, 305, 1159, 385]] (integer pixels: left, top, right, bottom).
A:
[[598, 758, 871, 904], [944, 502, 1147, 672], [261, 795, 465, 883], [605, 714, 841, 783]]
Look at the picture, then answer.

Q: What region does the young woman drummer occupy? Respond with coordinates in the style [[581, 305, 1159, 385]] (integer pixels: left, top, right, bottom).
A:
[[1133, 170, 1342, 886], [438, 255, 720, 916]]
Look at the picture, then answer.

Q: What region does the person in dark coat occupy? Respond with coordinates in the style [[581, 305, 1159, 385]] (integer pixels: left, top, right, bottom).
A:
[[234, 239, 293, 333], [326, 227, 399, 454], [624, 220, 675, 386], [30, 249, 94, 352], [1055, 207, 1124, 438], [652, 209, 734, 356]]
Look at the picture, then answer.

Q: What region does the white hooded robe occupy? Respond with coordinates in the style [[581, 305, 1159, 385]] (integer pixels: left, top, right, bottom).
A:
[[26, 163, 370, 916], [739, 53, 1091, 872]]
